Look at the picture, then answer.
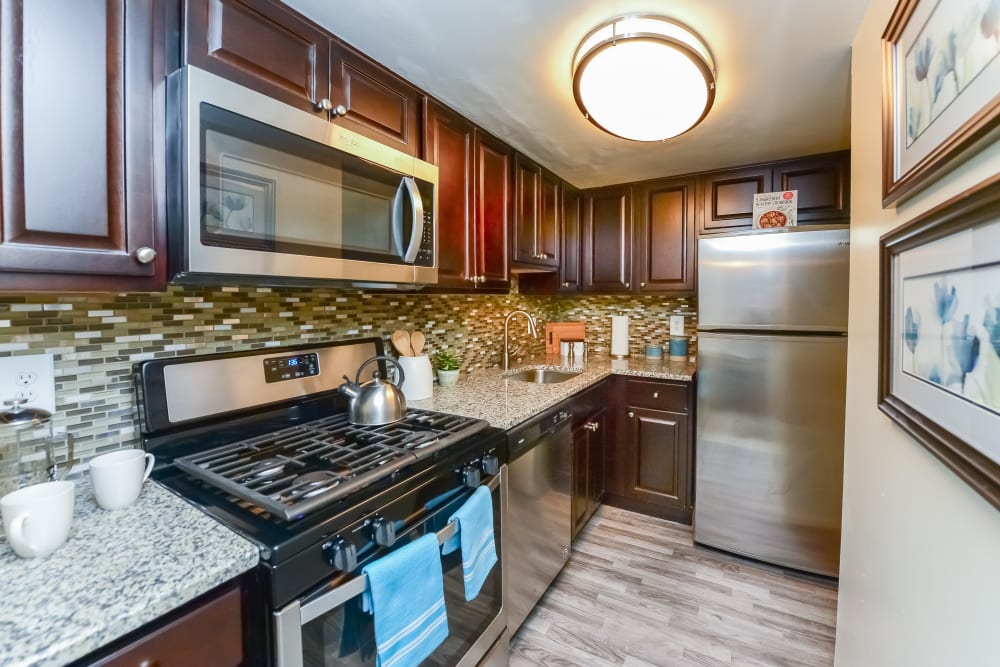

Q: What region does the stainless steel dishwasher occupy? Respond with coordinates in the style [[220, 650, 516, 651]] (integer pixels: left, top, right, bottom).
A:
[[505, 406, 573, 634]]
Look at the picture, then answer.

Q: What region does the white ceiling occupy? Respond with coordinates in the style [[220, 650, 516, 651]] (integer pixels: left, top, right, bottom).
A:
[[282, 1, 868, 189]]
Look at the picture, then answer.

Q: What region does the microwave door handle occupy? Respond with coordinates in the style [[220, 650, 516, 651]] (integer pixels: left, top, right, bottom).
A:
[[391, 179, 407, 259], [401, 176, 424, 264]]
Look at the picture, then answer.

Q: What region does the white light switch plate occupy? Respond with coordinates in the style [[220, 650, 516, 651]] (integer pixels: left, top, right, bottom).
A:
[[0, 354, 55, 413], [670, 315, 685, 337]]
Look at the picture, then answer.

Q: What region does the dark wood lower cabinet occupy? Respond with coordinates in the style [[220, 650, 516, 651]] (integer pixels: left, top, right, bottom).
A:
[[82, 580, 245, 666], [605, 377, 694, 525], [572, 408, 606, 539]]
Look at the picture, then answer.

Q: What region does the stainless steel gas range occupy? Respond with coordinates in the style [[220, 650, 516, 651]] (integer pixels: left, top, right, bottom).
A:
[[134, 338, 507, 667]]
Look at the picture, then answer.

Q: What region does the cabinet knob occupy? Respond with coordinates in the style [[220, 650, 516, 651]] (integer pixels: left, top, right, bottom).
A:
[[585, 421, 599, 432], [331, 103, 348, 118], [628, 411, 635, 418], [562, 281, 570, 288], [640, 281, 646, 288], [477, 275, 486, 284], [653, 391, 659, 399], [625, 282, 630, 289], [134, 247, 156, 264], [316, 98, 333, 111]]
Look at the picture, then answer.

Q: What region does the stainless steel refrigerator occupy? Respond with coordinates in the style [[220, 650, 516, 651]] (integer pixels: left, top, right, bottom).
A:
[[695, 226, 849, 577]]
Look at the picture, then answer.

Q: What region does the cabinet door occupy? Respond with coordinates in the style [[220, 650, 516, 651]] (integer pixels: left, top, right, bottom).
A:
[[635, 177, 697, 293], [625, 407, 690, 511], [512, 155, 540, 265], [424, 101, 474, 289], [586, 409, 607, 518], [699, 166, 771, 234], [474, 131, 511, 289], [330, 41, 422, 156], [582, 186, 632, 292], [571, 423, 589, 539], [559, 187, 582, 292], [536, 169, 560, 267], [772, 152, 850, 225], [0, 0, 165, 292], [186, 0, 331, 115]]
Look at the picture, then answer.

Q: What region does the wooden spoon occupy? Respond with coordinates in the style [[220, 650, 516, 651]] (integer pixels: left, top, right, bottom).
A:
[[410, 330, 426, 356], [391, 330, 412, 356]]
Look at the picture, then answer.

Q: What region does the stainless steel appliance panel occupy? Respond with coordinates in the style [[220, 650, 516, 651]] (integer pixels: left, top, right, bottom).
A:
[[506, 418, 572, 634], [694, 332, 847, 576], [698, 227, 850, 332]]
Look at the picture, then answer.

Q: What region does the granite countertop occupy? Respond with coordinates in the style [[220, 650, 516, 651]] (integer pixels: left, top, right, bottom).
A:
[[0, 479, 259, 667], [409, 354, 696, 430]]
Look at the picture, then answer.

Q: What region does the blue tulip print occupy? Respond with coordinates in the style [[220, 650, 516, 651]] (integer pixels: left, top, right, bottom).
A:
[[985, 308, 1000, 359], [934, 280, 957, 365], [952, 314, 980, 393], [904, 307, 921, 371]]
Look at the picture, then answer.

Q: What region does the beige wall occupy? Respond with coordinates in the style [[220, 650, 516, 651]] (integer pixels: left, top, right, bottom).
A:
[[835, 0, 1000, 665]]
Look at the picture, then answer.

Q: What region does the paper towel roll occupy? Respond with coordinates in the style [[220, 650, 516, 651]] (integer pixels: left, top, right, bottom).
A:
[[611, 315, 629, 357]]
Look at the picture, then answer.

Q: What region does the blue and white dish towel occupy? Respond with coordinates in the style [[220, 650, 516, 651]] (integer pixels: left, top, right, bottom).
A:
[[441, 485, 498, 601], [361, 533, 449, 667]]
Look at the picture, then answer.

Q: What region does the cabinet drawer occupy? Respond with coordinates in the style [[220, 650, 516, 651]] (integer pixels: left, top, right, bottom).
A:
[[93, 584, 243, 666], [624, 379, 689, 413]]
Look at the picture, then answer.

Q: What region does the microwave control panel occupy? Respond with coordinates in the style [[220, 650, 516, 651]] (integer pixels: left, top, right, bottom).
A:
[[415, 206, 434, 267]]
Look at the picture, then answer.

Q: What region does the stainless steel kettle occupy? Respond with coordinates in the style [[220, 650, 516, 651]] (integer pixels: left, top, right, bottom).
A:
[[338, 356, 407, 425]]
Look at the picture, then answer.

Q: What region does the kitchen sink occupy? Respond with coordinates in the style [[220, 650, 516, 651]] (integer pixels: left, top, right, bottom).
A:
[[505, 369, 581, 384]]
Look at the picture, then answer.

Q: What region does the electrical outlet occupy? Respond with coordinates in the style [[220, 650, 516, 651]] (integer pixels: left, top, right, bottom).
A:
[[670, 315, 686, 337], [0, 354, 55, 413]]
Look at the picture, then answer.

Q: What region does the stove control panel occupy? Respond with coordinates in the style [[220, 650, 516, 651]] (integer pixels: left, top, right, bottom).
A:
[[263, 352, 320, 383]]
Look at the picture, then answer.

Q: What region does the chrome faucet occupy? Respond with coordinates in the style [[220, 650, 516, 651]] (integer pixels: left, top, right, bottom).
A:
[[503, 310, 538, 371]]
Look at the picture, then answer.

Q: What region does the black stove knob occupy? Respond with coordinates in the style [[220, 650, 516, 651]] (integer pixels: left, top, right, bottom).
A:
[[322, 537, 357, 573], [480, 455, 500, 477], [460, 464, 481, 488], [369, 515, 396, 547]]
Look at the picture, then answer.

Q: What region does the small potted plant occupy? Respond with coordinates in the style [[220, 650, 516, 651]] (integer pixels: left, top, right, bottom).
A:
[[433, 350, 461, 387]]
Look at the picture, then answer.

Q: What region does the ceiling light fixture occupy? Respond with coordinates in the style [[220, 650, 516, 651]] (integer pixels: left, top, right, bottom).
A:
[[572, 15, 717, 142]]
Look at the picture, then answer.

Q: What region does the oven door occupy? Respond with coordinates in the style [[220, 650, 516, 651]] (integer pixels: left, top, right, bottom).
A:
[[273, 469, 506, 667]]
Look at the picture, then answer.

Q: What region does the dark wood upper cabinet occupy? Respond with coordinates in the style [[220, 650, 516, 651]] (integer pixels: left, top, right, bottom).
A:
[[0, 0, 166, 292], [329, 41, 422, 156], [772, 151, 850, 225], [582, 186, 632, 292], [473, 131, 512, 289], [635, 177, 697, 293], [423, 100, 474, 288], [699, 165, 772, 235], [186, 0, 331, 115], [512, 155, 540, 266], [559, 186, 582, 292], [538, 169, 561, 266]]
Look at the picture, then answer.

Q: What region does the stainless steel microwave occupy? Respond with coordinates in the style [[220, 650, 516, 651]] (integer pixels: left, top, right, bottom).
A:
[[167, 66, 438, 287]]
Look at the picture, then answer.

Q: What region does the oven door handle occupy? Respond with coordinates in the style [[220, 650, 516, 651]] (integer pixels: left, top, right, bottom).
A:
[[283, 471, 501, 631]]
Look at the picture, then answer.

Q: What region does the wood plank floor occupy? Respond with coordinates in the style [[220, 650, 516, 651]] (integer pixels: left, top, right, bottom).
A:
[[510, 505, 838, 667]]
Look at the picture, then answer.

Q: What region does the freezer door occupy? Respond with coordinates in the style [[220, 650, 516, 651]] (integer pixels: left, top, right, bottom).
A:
[[698, 227, 849, 331], [694, 332, 847, 576]]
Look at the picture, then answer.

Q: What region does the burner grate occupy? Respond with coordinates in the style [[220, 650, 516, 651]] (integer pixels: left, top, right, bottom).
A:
[[172, 409, 487, 520]]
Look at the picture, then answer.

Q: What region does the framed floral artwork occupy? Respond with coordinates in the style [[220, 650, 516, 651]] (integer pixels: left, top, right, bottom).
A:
[[881, 0, 1000, 207], [879, 174, 1000, 509], [200, 166, 276, 241]]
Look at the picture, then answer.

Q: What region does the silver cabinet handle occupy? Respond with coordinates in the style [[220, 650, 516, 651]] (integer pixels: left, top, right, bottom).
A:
[[628, 411, 635, 418], [316, 98, 333, 111], [625, 282, 630, 289], [653, 391, 659, 399], [562, 281, 570, 288], [134, 247, 156, 264], [640, 281, 646, 288], [331, 103, 348, 117], [584, 422, 599, 432]]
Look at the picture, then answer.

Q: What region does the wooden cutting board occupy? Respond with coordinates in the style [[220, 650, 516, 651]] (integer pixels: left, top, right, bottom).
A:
[[544, 322, 586, 354]]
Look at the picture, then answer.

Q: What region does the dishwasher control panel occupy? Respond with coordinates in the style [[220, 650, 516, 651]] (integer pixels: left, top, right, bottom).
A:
[[507, 409, 572, 458]]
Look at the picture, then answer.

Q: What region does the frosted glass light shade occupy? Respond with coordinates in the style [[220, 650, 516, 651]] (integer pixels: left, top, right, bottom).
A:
[[572, 16, 716, 142]]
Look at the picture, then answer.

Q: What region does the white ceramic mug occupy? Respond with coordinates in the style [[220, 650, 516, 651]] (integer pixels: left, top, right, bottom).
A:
[[88, 449, 155, 511], [1, 480, 75, 558], [396, 355, 434, 400]]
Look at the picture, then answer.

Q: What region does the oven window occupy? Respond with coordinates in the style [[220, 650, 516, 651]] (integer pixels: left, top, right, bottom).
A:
[[298, 485, 502, 666], [198, 104, 418, 265]]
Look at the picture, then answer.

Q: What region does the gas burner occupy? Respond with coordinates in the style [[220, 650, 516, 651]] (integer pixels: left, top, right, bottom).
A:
[[245, 457, 286, 478], [285, 471, 341, 499]]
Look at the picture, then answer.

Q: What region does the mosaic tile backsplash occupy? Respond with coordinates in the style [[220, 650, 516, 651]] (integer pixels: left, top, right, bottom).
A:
[[0, 281, 696, 467]]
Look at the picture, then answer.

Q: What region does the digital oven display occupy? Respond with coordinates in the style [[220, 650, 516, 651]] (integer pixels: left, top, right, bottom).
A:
[[263, 353, 320, 383]]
